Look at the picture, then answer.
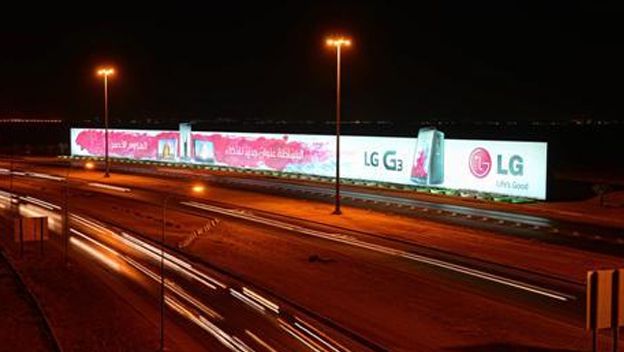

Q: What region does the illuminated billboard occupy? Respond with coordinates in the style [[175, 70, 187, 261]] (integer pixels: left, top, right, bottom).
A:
[[70, 128, 547, 199]]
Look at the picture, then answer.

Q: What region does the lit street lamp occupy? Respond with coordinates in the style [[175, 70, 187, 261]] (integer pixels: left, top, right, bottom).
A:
[[326, 36, 352, 215], [97, 67, 115, 178]]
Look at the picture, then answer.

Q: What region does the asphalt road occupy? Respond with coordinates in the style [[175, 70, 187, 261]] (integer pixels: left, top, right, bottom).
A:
[[11, 157, 624, 255], [1, 161, 623, 351], [1, 187, 377, 352]]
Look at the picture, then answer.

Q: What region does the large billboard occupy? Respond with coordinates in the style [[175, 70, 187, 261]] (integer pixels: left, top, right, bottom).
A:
[[70, 128, 547, 199]]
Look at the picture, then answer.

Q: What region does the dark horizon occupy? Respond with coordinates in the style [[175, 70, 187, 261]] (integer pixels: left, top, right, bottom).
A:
[[1, 3, 623, 123]]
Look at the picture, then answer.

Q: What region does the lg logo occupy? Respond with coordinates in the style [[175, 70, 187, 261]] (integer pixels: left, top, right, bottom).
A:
[[469, 147, 524, 178], [469, 148, 491, 178]]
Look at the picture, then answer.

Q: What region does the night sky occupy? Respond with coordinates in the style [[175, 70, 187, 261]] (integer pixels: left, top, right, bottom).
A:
[[1, 3, 623, 123]]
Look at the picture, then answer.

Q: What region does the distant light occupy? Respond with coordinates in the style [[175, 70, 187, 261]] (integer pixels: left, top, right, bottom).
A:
[[97, 67, 115, 76], [85, 161, 95, 170], [326, 36, 352, 48], [192, 184, 205, 194], [0, 119, 62, 124]]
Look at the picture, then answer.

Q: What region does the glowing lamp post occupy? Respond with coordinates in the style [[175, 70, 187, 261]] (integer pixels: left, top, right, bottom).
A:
[[326, 37, 352, 215], [97, 67, 115, 178]]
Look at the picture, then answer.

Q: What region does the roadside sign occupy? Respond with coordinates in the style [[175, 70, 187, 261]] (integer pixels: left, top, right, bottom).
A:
[[587, 269, 624, 352], [13, 216, 48, 242]]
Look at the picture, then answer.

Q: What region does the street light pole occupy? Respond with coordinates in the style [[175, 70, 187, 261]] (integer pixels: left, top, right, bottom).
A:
[[160, 184, 204, 352], [160, 194, 169, 352], [8, 128, 15, 214], [326, 37, 351, 215], [104, 73, 109, 178], [97, 67, 114, 178], [62, 160, 75, 265], [334, 44, 341, 215]]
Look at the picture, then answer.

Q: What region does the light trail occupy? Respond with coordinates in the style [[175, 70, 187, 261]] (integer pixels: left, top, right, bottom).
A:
[[230, 288, 267, 314], [25, 172, 65, 182], [69, 219, 254, 350], [71, 214, 226, 290], [242, 287, 280, 314], [164, 296, 243, 351], [70, 214, 353, 352], [196, 315, 255, 352], [182, 200, 573, 302], [119, 232, 226, 290], [123, 256, 223, 320], [20, 196, 61, 210], [295, 322, 341, 352], [278, 318, 326, 352], [87, 182, 132, 193], [245, 330, 279, 352], [0, 188, 378, 351], [69, 236, 121, 271], [294, 317, 350, 352]]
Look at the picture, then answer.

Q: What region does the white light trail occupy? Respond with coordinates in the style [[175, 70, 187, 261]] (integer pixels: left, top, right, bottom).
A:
[[294, 317, 350, 352], [87, 182, 131, 193], [245, 330, 279, 352], [70, 236, 120, 271], [71, 215, 226, 291], [230, 289, 266, 314], [20, 196, 61, 210], [182, 201, 573, 302], [26, 172, 65, 181], [278, 319, 325, 352], [242, 287, 280, 314]]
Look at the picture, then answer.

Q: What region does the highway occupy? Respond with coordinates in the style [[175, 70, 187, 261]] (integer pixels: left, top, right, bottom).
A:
[[0, 186, 380, 352], [1, 159, 624, 350], [12, 157, 624, 254]]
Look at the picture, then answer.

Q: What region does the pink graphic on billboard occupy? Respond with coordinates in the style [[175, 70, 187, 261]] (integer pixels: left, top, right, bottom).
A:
[[192, 133, 331, 171], [74, 129, 332, 171], [74, 129, 179, 159], [411, 150, 428, 178]]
